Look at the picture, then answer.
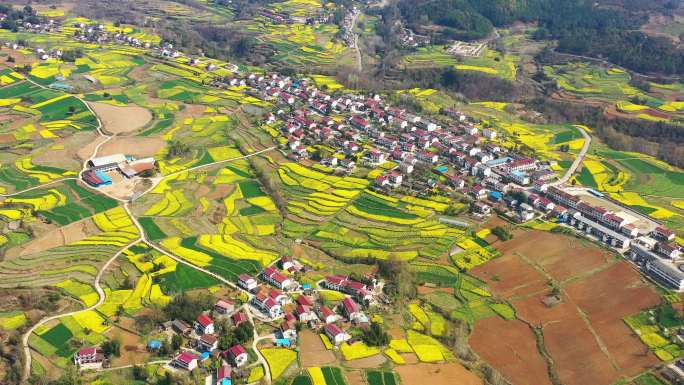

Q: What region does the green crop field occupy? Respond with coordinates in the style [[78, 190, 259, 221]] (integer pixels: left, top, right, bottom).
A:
[[321, 367, 347, 385]]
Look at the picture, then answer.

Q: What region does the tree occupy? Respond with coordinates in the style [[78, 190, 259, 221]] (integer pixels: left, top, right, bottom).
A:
[[362, 322, 390, 346], [491, 226, 512, 241], [377, 256, 416, 300], [132, 365, 148, 381], [234, 322, 254, 344], [171, 334, 183, 351], [101, 338, 121, 357]]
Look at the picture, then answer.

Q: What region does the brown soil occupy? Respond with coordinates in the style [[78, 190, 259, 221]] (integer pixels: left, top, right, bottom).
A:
[[396, 363, 483, 385], [417, 286, 454, 295], [77, 135, 109, 161], [470, 317, 552, 385], [98, 136, 165, 159], [33, 131, 100, 171], [345, 370, 366, 385], [5, 218, 99, 258], [343, 354, 386, 369], [564, 262, 660, 377], [0, 134, 14, 144], [470, 250, 548, 298], [399, 353, 419, 364], [475, 230, 662, 385], [106, 325, 150, 367], [205, 184, 234, 201], [32, 351, 61, 380], [299, 329, 336, 367], [87, 102, 152, 134]]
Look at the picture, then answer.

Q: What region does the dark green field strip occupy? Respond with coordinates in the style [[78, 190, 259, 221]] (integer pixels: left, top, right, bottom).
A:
[[179, 237, 262, 281], [291, 375, 313, 385], [239, 205, 266, 216], [37, 96, 91, 122], [353, 194, 418, 219], [0, 166, 39, 191], [140, 116, 174, 137], [576, 167, 598, 188], [159, 263, 219, 293], [552, 128, 583, 144], [138, 217, 167, 241], [0, 81, 41, 99], [322, 367, 347, 385], [239, 180, 266, 198], [366, 371, 397, 385], [40, 323, 72, 348]]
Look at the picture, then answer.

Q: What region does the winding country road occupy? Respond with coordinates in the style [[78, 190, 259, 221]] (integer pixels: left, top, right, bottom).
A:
[[17, 75, 277, 383], [21, 223, 141, 381], [550, 125, 592, 187]]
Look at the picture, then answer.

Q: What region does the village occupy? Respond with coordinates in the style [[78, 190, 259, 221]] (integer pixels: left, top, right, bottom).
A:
[[210, 70, 684, 293], [73, 254, 386, 385]]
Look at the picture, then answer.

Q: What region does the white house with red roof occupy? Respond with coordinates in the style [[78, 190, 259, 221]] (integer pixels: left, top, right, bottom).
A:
[[216, 364, 232, 385], [324, 323, 351, 345], [231, 312, 249, 327], [653, 226, 676, 242], [297, 295, 314, 307], [657, 242, 682, 260], [227, 344, 249, 367], [323, 275, 348, 291], [198, 334, 219, 353], [319, 306, 338, 324], [237, 274, 258, 291], [280, 318, 298, 339], [269, 289, 289, 305], [195, 313, 215, 335], [173, 352, 199, 371], [295, 304, 317, 322], [251, 291, 283, 318], [214, 299, 235, 315], [74, 347, 105, 370], [341, 297, 362, 321], [261, 267, 295, 290]]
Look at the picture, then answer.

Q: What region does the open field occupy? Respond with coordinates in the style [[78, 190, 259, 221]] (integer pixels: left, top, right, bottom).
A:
[[300, 329, 336, 367], [87, 102, 152, 134], [470, 316, 552, 385], [472, 230, 661, 385], [395, 363, 482, 385]]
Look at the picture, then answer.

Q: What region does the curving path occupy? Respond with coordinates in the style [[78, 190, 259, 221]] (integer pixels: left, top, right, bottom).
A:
[[550, 125, 591, 187], [16, 67, 282, 384], [21, 219, 141, 382]]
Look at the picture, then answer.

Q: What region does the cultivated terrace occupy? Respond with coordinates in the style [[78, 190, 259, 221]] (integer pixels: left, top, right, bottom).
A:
[[0, 2, 683, 385]]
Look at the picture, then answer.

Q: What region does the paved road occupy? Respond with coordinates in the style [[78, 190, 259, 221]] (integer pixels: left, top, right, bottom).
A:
[[550, 125, 591, 187]]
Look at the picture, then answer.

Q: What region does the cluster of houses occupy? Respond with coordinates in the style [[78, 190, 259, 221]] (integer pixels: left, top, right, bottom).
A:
[[167, 305, 251, 376], [82, 154, 156, 187], [397, 26, 431, 48], [71, 22, 154, 48]]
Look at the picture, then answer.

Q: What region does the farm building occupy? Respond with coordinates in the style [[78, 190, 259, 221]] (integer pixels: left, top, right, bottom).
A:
[[82, 169, 112, 187], [118, 157, 156, 178], [88, 154, 127, 171]]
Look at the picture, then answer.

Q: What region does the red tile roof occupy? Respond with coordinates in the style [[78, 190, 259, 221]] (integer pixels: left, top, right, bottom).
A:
[[197, 314, 213, 327]]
